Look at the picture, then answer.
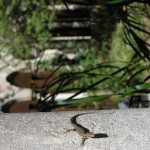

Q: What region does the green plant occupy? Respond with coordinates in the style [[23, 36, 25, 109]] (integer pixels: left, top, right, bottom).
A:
[[35, 0, 150, 111], [1, 0, 149, 111], [0, 0, 56, 59]]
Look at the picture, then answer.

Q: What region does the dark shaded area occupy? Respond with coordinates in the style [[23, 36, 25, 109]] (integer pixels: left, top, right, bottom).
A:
[[63, 0, 150, 6], [51, 6, 91, 37], [91, 6, 118, 55], [6, 72, 19, 87], [56, 7, 90, 22], [129, 95, 150, 108], [1, 100, 16, 113], [51, 26, 91, 36]]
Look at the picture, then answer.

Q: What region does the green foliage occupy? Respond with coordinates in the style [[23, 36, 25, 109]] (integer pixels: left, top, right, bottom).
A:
[[29, 1, 150, 110], [0, 0, 149, 111], [0, 0, 56, 59], [53, 82, 150, 107]]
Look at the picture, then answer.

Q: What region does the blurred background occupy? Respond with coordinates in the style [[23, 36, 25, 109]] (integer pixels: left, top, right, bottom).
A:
[[0, 0, 149, 112]]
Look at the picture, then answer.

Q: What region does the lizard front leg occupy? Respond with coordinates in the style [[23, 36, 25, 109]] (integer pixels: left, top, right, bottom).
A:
[[81, 138, 87, 146], [64, 128, 76, 133]]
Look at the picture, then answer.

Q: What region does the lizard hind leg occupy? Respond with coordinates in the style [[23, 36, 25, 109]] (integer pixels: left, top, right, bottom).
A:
[[81, 138, 87, 146]]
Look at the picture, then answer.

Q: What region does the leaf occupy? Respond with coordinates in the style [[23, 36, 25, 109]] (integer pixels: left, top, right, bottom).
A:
[[55, 94, 114, 105], [122, 83, 150, 94], [54, 83, 150, 106]]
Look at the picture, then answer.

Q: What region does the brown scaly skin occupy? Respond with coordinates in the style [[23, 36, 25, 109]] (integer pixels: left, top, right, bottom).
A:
[[66, 113, 95, 146]]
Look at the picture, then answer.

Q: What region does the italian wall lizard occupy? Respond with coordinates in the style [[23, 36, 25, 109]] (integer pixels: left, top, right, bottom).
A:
[[66, 113, 95, 145]]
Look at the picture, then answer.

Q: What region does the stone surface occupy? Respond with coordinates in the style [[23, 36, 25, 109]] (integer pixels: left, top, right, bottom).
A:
[[0, 109, 150, 150]]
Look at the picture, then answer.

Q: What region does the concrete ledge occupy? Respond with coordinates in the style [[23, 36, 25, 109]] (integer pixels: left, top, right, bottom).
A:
[[0, 109, 150, 150]]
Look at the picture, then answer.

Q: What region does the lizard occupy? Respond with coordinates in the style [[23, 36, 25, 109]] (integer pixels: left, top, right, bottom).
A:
[[66, 113, 95, 146]]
